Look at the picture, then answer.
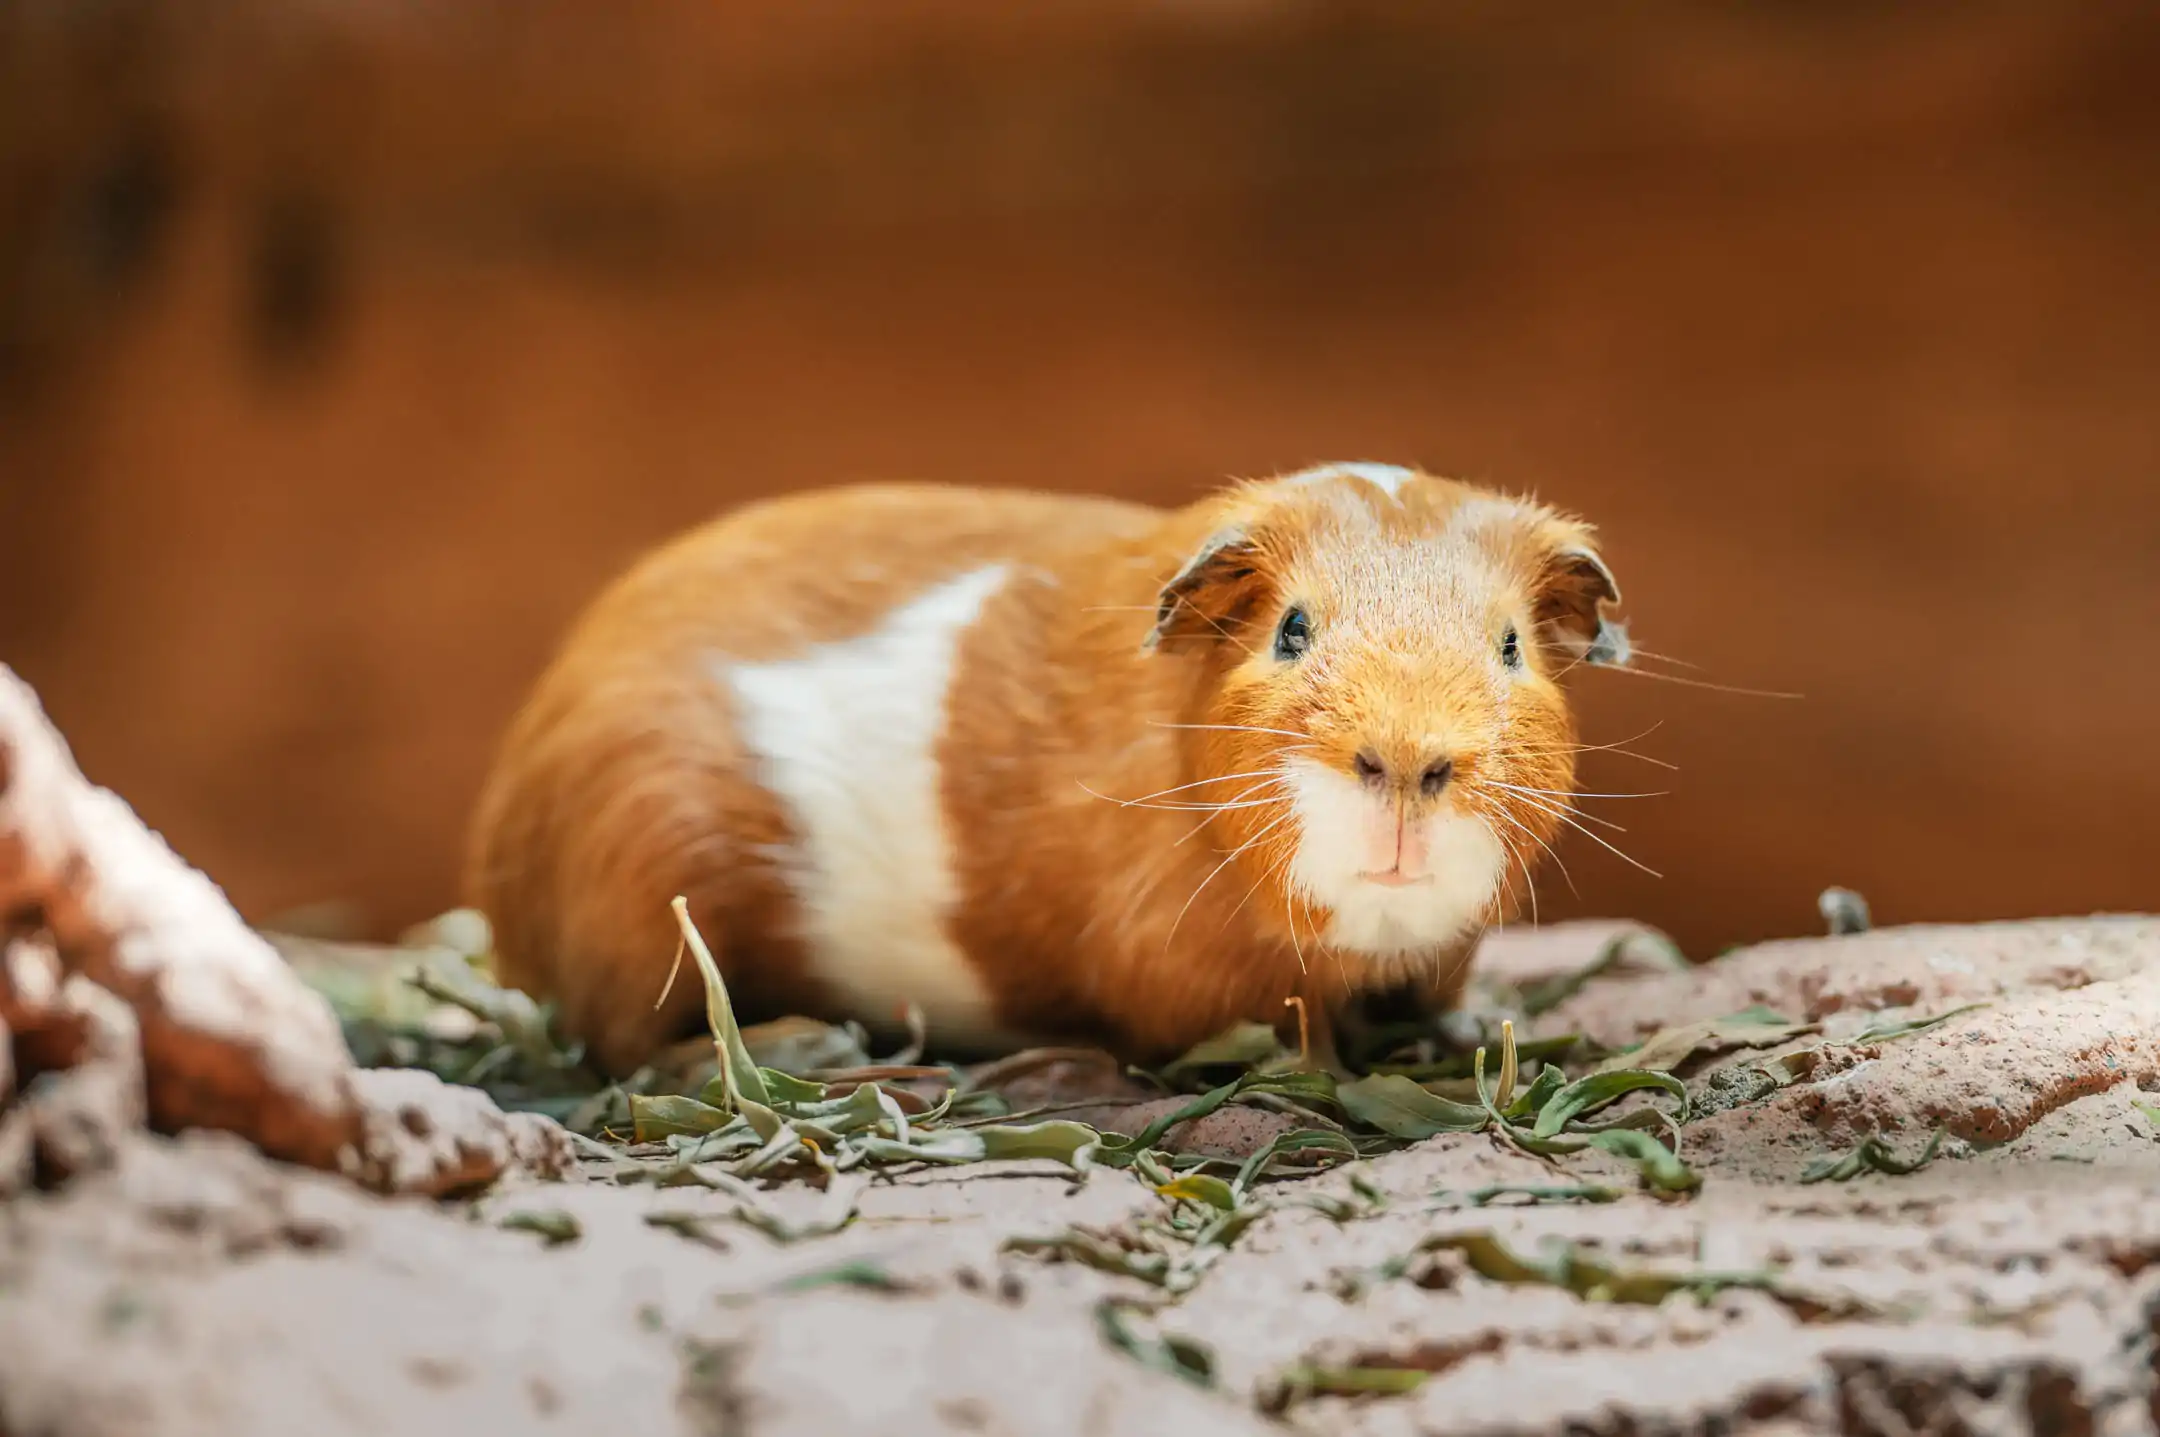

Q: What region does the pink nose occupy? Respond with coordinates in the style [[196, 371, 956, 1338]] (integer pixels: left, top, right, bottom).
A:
[[1353, 748, 1455, 797]]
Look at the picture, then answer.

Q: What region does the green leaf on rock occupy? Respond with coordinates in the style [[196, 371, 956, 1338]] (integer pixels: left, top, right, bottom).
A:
[[1583, 1128, 1700, 1193], [1846, 1004, 1988, 1044], [1336, 1073, 1490, 1139], [1532, 1069, 1689, 1139], [1593, 1008, 1815, 1075], [1800, 1127, 1948, 1183], [631, 1094, 737, 1141]]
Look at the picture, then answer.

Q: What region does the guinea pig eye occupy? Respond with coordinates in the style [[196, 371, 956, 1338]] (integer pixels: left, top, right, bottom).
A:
[[1499, 624, 1523, 670], [1274, 607, 1312, 661]]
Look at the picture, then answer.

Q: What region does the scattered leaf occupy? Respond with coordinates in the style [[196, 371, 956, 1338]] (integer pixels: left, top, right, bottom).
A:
[[1582, 1128, 1700, 1193], [1336, 1074, 1489, 1139], [1277, 1364, 1429, 1399], [1232, 1129, 1358, 1195], [1846, 1004, 1988, 1044], [1594, 1009, 1815, 1075], [1431, 1183, 1620, 1207], [670, 896, 772, 1110], [497, 1209, 581, 1246], [1160, 1022, 1284, 1082], [772, 1259, 914, 1295], [1425, 1231, 1778, 1305], [1155, 1173, 1239, 1211], [1801, 1128, 1948, 1183], [1096, 1300, 1215, 1388], [1500, 1064, 1567, 1123], [631, 1094, 735, 1142]]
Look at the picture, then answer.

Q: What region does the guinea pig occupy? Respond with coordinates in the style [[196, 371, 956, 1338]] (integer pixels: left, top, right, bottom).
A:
[[464, 463, 1632, 1078]]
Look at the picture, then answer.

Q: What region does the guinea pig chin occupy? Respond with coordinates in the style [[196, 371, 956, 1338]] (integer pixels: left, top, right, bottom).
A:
[[1282, 754, 1504, 957]]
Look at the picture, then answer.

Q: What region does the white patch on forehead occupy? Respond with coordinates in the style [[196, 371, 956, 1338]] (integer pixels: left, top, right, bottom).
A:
[[1442, 495, 1525, 538], [1283, 757, 1503, 956], [1280, 462, 1416, 500], [721, 565, 1013, 1044]]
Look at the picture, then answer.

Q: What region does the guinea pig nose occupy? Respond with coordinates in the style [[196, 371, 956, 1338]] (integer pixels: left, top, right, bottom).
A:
[[1420, 758, 1455, 797], [1353, 750, 1387, 788]]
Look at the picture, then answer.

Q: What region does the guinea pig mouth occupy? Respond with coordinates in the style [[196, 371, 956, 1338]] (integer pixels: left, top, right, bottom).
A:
[[1357, 869, 1432, 888]]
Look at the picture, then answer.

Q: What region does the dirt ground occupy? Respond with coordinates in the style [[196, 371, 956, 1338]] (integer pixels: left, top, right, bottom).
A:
[[5, 914, 2159, 1437]]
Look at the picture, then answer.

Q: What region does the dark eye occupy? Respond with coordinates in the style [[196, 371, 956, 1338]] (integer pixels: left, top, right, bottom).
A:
[[1499, 624, 1522, 670], [1274, 607, 1311, 661]]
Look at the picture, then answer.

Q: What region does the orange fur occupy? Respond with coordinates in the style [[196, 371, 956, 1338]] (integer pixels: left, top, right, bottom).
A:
[[465, 468, 1624, 1076]]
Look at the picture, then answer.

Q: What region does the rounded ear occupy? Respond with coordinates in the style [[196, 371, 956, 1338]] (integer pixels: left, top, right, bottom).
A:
[[1143, 525, 1266, 652], [1535, 544, 1630, 666]]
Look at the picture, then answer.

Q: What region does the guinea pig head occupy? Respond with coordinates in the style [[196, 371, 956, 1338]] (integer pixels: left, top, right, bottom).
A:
[[1145, 464, 1626, 976]]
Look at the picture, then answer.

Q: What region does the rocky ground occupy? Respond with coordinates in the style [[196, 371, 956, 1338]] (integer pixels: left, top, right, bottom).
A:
[[0, 659, 2156, 1436], [3, 915, 2158, 1436]]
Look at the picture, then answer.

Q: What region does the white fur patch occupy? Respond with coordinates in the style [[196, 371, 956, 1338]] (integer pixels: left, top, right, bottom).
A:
[[721, 565, 1011, 1042], [1283, 757, 1504, 956], [1281, 462, 1415, 500]]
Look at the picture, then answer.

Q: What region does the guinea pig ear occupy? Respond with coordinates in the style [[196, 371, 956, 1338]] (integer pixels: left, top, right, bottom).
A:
[[1144, 525, 1266, 652], [1534, 544, 1630, 667]]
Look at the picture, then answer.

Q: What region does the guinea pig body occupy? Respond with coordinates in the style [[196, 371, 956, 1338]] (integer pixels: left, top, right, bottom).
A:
[[466, 465, 1627, 1077]]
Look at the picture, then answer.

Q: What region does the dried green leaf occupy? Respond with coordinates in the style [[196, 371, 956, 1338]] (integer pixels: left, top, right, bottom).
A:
[[1096, 1300, 1215, 1388], [497, 1209, 581, 1246], [738, 1015, 874, 1075], [1336, 1074, 1489, 1139], [742, 1069, 829, 1108], [406, 961, 571, 1068], [631, 1094, 736, 1142], [1235, 1069, 1343, 1108], [850, 1120, 1099, 1171], [1846, 1004, 1988, 1044], [1432, 1183, 1620, 1207], [1532, 1069, 1690, 1139], [2135, 1100, 2160, 1129], [670, 896, 771, 1111], [1159, 1022, 1284, 1082], [1278, 1364, 1429, 1399], [1801, 1127, 1947, 1183], [1583, 1128, 1700, 1193], [1005, 1229, 1175, 1287], [1099, 1079, 1246, 1160], [1593, 1009, 1815, 1075], [1232, 1129, 1357, 1195], [773, 1259, 913, 1295], [1501, 1064, 1568, 1123], [1155, 1173, 1239, 1210], [1427, 1231, 1776, 1305]]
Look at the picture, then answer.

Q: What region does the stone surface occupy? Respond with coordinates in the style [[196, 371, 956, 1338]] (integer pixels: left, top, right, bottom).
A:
[[7, 915, 2160, 1434]]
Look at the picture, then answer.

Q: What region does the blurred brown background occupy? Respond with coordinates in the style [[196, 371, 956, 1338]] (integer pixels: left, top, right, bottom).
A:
[[2, 0, 2155, 958]]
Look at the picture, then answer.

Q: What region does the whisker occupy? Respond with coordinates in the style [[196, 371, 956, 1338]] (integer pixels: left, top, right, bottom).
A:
[[1079, 783, 1293, 814], [1624, 644, 1701, 671], [1165, 810, 1294, 949], [1077, 769, 1290, 808], [1175, 777, 1287, 847], [1224, 841, 1299, 934], [1284, 888, 1309, 976], [1510, 722, 1681, 772], [1582, 665, 1802, 701], [1474, 781, 1628, 834], [1496, 788, 1663, 878], [1480, 800, 1576, 903]]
